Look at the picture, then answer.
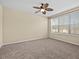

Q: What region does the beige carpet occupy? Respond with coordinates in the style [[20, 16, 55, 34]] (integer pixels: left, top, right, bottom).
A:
[[0, 39, 79, 59]]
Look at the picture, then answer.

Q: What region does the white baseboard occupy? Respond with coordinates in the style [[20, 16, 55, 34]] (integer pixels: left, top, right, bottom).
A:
[[3, 35, 47, 46]]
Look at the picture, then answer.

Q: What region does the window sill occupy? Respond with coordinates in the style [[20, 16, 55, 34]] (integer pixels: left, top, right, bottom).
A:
[[50, 32, 79, 37]]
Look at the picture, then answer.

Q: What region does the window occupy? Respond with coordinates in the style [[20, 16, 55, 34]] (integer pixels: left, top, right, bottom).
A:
[[59, 14, 69, 33], [50, 11, 79, 35], [70, 11, 79, 34], [51, 17, 58, 33]]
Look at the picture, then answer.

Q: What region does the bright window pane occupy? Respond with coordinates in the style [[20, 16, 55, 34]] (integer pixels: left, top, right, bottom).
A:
[[71, 11, 79, 34], [51, 17, 58, 33], [59, 14, 69, 33]]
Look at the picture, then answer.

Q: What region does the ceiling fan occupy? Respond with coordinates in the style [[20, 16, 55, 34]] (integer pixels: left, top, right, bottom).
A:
[[33, 3, 53, 14]]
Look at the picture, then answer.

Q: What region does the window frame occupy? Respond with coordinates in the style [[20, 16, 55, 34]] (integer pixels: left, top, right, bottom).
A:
[[50, 10, 79, 35]]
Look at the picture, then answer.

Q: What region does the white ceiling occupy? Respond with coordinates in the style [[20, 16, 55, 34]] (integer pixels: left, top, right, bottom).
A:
[[0, 0, 79, 17]]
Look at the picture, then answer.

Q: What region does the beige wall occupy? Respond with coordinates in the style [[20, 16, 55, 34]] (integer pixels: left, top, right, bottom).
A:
[[49, 33, 79, 45], [0, 5, 3, 47], [3, 7, 48, 44]]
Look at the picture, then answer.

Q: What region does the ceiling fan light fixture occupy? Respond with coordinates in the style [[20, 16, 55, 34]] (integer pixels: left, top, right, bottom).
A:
[[33, 3, 53, 15], [41, 9, 45, 12]]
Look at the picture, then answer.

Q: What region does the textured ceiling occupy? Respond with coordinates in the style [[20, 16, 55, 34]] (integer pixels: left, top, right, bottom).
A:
[[0, 0, 79, 17]]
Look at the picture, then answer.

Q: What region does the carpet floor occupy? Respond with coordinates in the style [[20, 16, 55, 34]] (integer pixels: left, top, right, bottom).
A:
[[0, 39, 79, 59]]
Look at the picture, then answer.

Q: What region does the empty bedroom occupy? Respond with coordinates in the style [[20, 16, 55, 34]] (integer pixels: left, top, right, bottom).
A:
[[0, 0, 79, 59]]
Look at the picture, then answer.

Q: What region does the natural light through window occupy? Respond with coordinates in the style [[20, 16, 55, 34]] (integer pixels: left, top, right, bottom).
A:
[[51, 11, 79, 34]]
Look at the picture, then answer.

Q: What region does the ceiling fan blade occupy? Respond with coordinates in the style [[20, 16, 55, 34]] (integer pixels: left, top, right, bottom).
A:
[[33, 6, 41, 9], [42, 11, 46, 14], [46, 8, 53, 11], [35, 10, 40, 13], [44, 3, 49, 8]]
